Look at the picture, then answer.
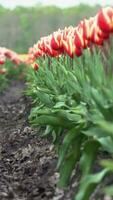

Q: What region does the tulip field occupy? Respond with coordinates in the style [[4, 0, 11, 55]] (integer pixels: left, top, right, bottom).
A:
[[1, 6, 113, 200]]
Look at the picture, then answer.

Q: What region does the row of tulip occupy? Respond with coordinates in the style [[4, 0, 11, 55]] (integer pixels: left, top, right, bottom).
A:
[[26, 7, 113, 200], [28, 7, 113, 62], [0, 47, 24, 74], [1, 6, 113, 199], [0, 6, 113, 73], [0, 47, 38, 74], [0, 47, 23, 65]]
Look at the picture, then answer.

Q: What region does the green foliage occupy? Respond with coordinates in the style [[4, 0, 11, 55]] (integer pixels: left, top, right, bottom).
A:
[[75, 169, 108, 200], [0, 61, 26, 92], [26, 43, 113, 200], [1, 3, 113, 199], [6, 61, 26, 80], [0, 73, 8, 91]]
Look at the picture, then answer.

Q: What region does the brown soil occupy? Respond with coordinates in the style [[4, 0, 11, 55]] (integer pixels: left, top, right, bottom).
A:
[[0, 80, 75, 200]]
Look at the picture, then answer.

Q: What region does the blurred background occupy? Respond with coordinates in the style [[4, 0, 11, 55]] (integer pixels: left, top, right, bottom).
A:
[[0, 0, 113, 53]]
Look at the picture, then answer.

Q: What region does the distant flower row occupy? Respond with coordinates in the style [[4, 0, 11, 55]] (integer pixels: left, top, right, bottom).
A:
[[0, 47, 25, 74], [0, 47, 23, 65]]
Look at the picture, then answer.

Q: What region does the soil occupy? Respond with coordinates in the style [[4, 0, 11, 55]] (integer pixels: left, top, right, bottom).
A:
[[0, 80, 112, 200]]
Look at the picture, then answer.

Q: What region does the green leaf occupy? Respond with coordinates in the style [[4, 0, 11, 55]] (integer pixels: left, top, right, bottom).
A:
[[83, 127, 113, 153], [42, 125, 53, 136], [56, 110, 82, 123], [80, 140, 100, 176], [75, 169, 108, 200], [83, 127, 102, 138], [53, 102, 67, 109], [98, 137, 113, 154], [57, 125, 84, 168], [31, 115, 71, 128], [57, 127, 82, 169], [58, 136, 82, 187], [100, 160, 113, 172], [37, 91, 53, 107], [98, 121, 113, 135], [83, 127, 112, 139], [91, 88, 113, 121]]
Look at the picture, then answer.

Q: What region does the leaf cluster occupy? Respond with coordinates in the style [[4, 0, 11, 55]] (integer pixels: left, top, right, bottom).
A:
[[26, 43, 113, 200]]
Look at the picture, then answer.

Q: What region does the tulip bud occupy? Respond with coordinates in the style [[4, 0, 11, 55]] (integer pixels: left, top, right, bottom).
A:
[[97, 7, 113, 33], [32, 63, 39, 71]]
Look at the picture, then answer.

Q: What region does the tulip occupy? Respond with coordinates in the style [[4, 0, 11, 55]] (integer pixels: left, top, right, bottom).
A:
[[51, 30, 63, 51], [31, 63, 39, 71], [97, 7, 113, 33], [62, 35, 82, 58]]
